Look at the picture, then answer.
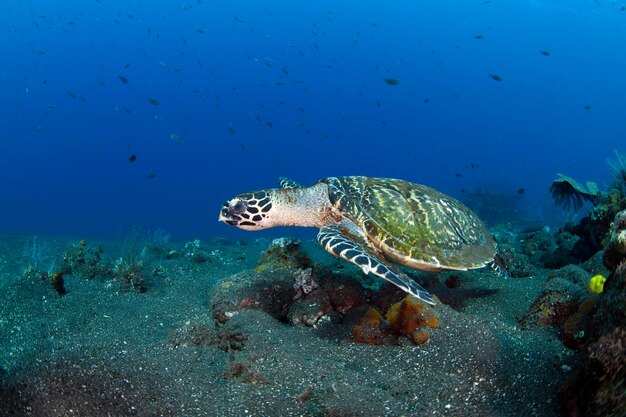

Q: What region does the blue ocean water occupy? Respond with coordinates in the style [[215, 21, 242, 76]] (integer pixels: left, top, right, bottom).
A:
[[1, 0, 625, 239]]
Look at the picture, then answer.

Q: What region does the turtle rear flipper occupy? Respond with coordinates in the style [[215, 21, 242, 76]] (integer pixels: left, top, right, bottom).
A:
[[317, 224, 435, 305]]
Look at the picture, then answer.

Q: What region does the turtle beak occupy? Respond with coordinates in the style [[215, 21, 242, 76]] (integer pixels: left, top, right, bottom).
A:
[[218, 203, 239, 225]]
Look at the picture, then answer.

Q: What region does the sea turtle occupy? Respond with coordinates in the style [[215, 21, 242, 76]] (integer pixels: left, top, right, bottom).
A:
[[218, 176, 504, 305]]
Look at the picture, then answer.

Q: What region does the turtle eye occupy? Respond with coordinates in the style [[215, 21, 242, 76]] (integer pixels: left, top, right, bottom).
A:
[[231, 200, 247, 215]]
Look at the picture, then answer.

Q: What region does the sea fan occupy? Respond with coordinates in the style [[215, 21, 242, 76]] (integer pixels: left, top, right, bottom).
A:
[[549, 173, 600, 211]]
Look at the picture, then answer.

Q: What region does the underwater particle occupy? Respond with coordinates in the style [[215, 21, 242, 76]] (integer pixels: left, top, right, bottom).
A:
[[384, 78, 400, 85], [455, 172, 461, 177], [474, 34, 484, 39], [266, 121, 273, 128], [128, 153, 137, 163], [228, 127, 236, 135], [423, 98, 430, 103], [588, 274, 606, 294], [489, 73, 502, 81], [51, 272, 67, 295], [67, 91, 77, 99], [169, 133, 183, 145], [118, 75, 128, 84], [517, 188, 525, 194], [148, 98, 159, 106], [583, 105, 591, 110], [148, 173, 156, 179], [539, 50, 551, 56]]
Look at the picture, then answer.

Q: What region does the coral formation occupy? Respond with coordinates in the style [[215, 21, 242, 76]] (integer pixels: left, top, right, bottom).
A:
[[61, 241, 109, 280], [351, 296, 439, 346], [563, 209, 626, 416], [548, 157, 626, 266], [519, 265, 598, 348]]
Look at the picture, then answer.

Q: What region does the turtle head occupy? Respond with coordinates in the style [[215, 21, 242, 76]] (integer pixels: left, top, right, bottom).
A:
[[218, 190, 274, 230]]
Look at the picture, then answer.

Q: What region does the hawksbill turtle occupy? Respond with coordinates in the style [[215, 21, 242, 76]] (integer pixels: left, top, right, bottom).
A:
[[219, 176, 504, 305]]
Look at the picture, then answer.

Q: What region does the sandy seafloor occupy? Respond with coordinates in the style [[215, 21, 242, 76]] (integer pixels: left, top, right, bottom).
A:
[[0, 234, 574, 417]]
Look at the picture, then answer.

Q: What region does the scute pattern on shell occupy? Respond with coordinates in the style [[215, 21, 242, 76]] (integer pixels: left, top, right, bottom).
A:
[[322, 176, 496, 270]]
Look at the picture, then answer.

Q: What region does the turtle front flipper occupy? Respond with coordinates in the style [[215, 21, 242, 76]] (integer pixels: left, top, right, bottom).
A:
[[317, 225, 435, 305], [278, 177, 303, 189]]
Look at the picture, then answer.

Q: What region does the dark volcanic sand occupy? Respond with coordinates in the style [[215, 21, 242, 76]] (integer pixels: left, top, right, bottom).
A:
[[0, 235, 573, 416]]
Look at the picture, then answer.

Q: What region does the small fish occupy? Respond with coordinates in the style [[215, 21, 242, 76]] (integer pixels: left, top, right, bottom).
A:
[[67, 92, 77, 99], [376, 100, 381, 107], [148, 173, 156, 179], [517, 188, 525, 194], [384, 78, 399, 85], [239, 143, 245, 150], [228, 127, 236, 135], [196, 28, 206, 33], [489, 74, 502, 81], [148, 98, 159, 106], [539, 50, 550, 56], [583, 105, 591, 110], [474, 34, 484, 39], [119, 75, 128, 84], [455, 173, 462, 177], [129, 154, 137, 163], [423, 98, 430, 103], [266, 121, 273, 128], [234, 16, 244, 23]]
